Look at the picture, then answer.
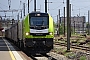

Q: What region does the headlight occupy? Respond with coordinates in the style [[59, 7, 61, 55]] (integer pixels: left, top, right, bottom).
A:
[[49, 32, 53, 35], [26, 32, 29, 35], [33, 41, 36, 44]]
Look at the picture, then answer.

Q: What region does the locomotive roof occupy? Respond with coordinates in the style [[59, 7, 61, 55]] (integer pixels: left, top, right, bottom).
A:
[[29, 11, 48, 16], [30, 11, 48, 14]]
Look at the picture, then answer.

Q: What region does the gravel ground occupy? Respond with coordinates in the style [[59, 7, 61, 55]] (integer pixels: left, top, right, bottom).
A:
[[53, 35, 90, 60], [52, 45, 90, 60], [47, 52, 69, 60], [47, 51, 90, 60]]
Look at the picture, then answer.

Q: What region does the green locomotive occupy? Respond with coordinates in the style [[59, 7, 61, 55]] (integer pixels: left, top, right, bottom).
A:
[[5, 12, 54, 54]]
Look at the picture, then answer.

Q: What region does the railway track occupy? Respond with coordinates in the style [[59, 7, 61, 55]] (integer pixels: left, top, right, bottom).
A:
[[22, 48, 57, 60], [54, 42, 90, 51], [27, 53, 57, 60], [54, 42, 90, 60]]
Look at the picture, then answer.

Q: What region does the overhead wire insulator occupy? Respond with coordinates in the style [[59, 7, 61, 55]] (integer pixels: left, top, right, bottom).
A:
[[8, 0, 11, 10], [63, 0, 64, 4], [20, 0, 22, 5], [9, 6, 10, 10]]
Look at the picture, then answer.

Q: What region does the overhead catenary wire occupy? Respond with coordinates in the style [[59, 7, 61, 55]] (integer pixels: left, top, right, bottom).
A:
[[0, 2, 8, 8], [1, 0, 90, 21], [13, 0, 33, 19], [0, 0, 33, 20], [49, 0, 90, 12], [47, 0, 90, 22], [0, 7, 6, 16]]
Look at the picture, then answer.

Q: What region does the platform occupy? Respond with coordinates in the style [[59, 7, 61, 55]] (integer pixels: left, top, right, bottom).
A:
[[0, 37, 31, 60]]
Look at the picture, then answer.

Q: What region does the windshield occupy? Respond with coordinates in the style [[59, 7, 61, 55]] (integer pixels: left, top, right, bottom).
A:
[[30, 17, 48, 26]]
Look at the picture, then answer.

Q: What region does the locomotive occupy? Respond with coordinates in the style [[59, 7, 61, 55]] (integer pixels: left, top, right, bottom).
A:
[[5, 12, 54, 54]]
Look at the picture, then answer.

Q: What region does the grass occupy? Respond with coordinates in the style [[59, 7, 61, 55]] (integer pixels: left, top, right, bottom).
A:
[[64, 52, 76, 58], [85, 42, 90, 48], [80, 56, 87, 60], [53, 47, 67, 55]]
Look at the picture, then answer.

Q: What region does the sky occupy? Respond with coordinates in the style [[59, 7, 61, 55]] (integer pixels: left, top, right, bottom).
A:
[[0, 0, 90, 22]]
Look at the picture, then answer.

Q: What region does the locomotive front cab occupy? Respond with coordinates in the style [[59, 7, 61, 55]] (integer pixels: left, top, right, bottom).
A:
[[30, 12, 49, 36], [24, 12, 54, 53]]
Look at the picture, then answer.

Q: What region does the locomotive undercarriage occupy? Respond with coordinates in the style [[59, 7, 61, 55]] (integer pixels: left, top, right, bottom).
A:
[[25, 38, 53, 54]]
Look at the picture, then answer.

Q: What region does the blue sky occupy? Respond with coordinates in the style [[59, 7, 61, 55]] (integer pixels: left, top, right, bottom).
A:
[[0, 0, 90, 22]]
